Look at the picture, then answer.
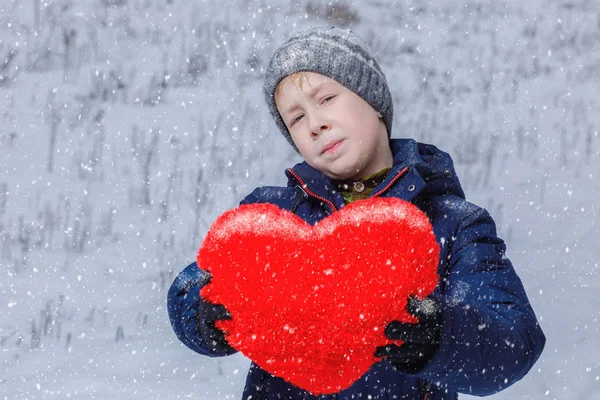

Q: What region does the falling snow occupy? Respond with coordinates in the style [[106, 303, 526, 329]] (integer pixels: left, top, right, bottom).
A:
[[0, 0, 599, 399]]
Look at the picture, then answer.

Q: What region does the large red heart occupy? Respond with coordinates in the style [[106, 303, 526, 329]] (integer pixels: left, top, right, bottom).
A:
[[198, 197, 439, 394]]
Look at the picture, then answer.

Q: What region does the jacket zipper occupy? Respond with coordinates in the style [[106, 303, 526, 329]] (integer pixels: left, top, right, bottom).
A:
[[292, 185, 309, 214], [287, 169, 338, 213], [255, 369, 271, 400], [421, 379, 432, 399], [286, 166, 416, 400], [287, 166, 410, 213]]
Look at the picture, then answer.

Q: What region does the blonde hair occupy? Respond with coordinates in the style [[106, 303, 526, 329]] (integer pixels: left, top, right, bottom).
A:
[[275, 71, 310, 97]]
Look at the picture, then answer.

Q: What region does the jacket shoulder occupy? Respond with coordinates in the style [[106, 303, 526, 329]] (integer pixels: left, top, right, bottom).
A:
[[239, 185, 298, 206], [425, 194, 483, 224]]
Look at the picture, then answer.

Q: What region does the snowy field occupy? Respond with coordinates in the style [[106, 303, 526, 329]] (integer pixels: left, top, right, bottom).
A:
[[0, 0, 599, 399]]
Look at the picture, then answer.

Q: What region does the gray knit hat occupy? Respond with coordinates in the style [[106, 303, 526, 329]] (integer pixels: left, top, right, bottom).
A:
[[263, 26, 393, 152]]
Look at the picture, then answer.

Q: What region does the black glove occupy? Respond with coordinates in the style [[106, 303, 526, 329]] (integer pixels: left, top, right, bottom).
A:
[[178, 272, 234, 354], [375, 295, 442, 373]]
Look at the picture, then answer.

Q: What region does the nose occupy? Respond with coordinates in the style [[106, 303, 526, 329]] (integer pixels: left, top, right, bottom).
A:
[[309, 114, 331, 139]]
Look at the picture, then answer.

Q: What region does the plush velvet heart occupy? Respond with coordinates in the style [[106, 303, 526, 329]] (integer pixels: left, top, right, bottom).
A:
[[198, 197, 439, 395]]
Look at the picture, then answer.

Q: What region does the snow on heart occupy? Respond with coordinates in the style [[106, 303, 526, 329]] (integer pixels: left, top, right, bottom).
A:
[[198, 197, 439, 394]]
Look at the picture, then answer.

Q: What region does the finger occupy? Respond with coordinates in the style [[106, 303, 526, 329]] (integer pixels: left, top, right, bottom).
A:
[[385, 322, 429, 344], [385, 321, 416, 339], [205, 303, 232, 321], [374, 344, 403, 358], [214, 304, 232, 320], [374, 343, 423, 365], [202, 320, 230, 347], [198, 271, 213, 287]]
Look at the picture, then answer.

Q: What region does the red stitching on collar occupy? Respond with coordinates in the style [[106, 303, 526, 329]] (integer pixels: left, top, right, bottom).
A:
[[287, 169, 338, 213]]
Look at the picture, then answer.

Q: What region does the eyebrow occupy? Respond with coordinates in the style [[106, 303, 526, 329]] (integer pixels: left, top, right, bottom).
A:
[[281, 81, 334, 117], [307, 81, 329, 98]]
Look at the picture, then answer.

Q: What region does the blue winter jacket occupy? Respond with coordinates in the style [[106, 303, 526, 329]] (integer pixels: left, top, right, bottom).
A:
[[167, 139, 546, 400]]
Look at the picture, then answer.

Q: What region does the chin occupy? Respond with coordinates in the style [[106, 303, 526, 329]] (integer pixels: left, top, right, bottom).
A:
[[312, 155, 360, 180], [325, 166, 360, 181]]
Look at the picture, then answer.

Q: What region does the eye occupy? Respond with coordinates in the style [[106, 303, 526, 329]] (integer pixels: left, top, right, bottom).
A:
[[290, 114, 304, 126], [321, 95, 335, 104]]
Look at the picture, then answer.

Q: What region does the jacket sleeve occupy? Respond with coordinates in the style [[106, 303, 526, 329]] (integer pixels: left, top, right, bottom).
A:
[[166, 192, 262, 356], [414, 207, 546, 395], [166, 261, 238, 357]]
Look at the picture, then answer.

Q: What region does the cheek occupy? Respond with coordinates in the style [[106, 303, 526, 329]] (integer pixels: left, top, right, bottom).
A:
[[344, 101, 376, 127], [291, 134, 314, 159]]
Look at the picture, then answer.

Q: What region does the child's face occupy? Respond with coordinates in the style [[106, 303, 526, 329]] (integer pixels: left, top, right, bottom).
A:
[[275, 72, 392, 181]]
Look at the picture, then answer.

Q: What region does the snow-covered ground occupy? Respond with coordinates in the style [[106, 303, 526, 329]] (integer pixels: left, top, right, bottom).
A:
[[0, 0, 598, 398]]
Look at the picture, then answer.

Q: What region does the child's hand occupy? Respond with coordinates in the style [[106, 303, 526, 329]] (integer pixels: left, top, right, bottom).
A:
[[168, 263, 237, 356], [193, 273, 233, 353], [374, 296, 442, 373]]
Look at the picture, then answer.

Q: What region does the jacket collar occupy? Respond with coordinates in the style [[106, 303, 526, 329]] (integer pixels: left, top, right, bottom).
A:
[[285, 139, 464, 211]]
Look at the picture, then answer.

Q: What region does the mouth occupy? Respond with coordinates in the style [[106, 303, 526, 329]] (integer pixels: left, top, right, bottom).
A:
[[321, 139, 344, 155]]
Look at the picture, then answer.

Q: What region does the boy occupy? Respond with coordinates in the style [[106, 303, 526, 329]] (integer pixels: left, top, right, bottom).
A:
[[167, 27, 545, 399]]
